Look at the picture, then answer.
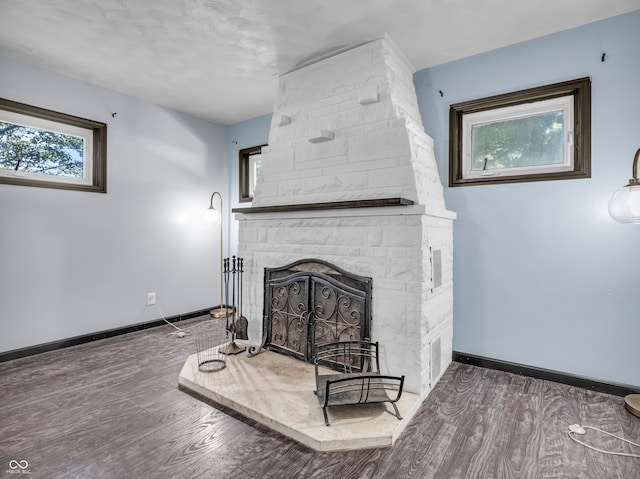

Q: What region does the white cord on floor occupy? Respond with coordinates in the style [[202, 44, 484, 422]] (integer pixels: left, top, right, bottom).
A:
[[154, 304, 193, 338], [568, 424, 640, 458]]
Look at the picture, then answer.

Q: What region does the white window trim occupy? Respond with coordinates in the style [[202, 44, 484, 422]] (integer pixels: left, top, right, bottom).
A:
[[461, 95, 574, 180], [248, 153, 261, 198], [0, 109, 94, 186]]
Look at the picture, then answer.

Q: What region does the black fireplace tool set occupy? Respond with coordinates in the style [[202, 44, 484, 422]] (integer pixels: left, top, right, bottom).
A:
[[219, 255, 248, 355]]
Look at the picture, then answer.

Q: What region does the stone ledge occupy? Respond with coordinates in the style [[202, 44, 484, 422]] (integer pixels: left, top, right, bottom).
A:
[[234, 204, 456, 221], [233, 197, 413, 214]]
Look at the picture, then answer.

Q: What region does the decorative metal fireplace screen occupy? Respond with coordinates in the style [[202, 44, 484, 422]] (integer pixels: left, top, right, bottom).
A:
[[259, 259, 372, 364]]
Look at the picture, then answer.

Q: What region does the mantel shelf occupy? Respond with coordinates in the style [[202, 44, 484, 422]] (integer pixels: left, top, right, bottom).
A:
[[232, 197, 414, 215]]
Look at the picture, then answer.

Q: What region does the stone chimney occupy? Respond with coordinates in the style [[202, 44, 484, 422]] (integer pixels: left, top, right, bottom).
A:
[[235, 35, 455, 397]]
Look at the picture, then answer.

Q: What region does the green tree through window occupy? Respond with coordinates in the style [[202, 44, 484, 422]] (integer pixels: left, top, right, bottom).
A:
[[0, 121, 84, 178], [471, 111, 564, 171]]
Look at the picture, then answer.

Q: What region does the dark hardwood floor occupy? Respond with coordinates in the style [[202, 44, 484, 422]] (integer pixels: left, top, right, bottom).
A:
[[1, 315, 638, 478]]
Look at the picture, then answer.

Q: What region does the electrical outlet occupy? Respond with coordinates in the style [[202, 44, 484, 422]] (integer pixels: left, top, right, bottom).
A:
[[147, 292, 156, 306]]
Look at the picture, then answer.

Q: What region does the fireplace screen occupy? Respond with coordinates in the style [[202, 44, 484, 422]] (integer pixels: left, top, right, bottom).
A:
[[259, 259, 372, 363]]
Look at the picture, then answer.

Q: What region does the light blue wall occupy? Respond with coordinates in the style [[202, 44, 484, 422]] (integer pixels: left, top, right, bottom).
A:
[[225, 113, 272, 256], [415, 10, 640, 386], [0, 53, 227, 353], [221, 11, 640, 388]]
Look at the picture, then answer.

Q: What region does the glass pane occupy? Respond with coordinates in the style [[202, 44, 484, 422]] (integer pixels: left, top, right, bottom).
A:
[[471, 111, 564, 171], [0, 121, 84, 178], [249, 154, 261, 196]]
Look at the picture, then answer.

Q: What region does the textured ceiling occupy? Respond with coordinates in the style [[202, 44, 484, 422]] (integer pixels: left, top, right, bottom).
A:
[[1, 0, 639, 125]]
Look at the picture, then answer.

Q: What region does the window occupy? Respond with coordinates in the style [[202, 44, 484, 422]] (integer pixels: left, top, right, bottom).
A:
[[449, 78, 590, 186], [0, 98, 107, 193], [239, 144, 266, 202]]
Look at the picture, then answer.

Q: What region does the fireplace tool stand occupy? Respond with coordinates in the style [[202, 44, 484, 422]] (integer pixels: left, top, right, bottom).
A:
[[219, 256, 246, 355]]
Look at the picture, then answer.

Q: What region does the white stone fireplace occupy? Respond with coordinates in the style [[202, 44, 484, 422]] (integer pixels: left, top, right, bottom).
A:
[[235, 36, 455, 398]]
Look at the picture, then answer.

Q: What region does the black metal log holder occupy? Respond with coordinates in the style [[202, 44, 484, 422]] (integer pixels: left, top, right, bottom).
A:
[[219, 255, 246, 355]]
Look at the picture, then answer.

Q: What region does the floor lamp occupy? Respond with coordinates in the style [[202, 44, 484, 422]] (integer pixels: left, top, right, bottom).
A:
[[608, 148, 640, 418], [203, 191, 228, 319]]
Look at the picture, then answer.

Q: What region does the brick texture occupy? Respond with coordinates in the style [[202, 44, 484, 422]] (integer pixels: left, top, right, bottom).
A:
[[237, 37, 454, 397]]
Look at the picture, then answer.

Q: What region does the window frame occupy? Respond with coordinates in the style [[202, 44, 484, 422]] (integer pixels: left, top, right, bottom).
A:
[[0, 97, 107, 193], [449, 77, 591, 187], [238, 144, 266, 203]]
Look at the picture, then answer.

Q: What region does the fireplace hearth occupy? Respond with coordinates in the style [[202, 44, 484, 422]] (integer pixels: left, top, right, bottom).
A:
[[249, 259, 372, 366]]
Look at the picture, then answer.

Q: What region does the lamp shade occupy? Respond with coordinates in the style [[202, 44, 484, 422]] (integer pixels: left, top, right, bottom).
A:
[[202, 206, 221, 225], [609, 148, 640, 224], [609, 185, 640, 223]]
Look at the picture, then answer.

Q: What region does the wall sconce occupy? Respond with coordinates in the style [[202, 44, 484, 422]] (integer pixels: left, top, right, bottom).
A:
[[608, 148, 640, 223], [203, 191, 228, 318]]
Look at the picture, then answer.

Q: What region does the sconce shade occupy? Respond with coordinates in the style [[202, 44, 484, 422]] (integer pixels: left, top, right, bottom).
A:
[[609, 148, 640, 224]]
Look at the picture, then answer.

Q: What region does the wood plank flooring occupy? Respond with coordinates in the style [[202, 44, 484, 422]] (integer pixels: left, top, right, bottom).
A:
[[1, 315, 638, 478]]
